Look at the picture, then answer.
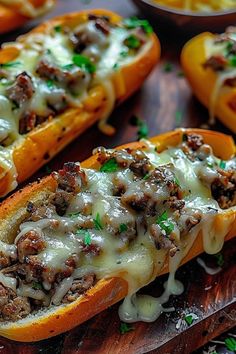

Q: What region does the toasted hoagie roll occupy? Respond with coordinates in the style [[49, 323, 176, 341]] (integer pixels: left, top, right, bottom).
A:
[[0, 128, 235, 342], [0, 0, 55, 34], [0, 10, 160, 197], [181, 27, 236, 133]]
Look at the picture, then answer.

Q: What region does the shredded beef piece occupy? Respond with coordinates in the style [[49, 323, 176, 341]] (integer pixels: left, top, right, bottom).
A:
[[62, 273, 96, 303], [53, 162, 87, 194], [203, 55, 228, 71], [164, 197, 185, 211], [94, 18, 110, 35], [19, 111, 37, 134], [185, 211, 202, 232], [18, 256, 45, 282], [17, 231, 46, 263], [6, 72, 34, 107], [211, 169, 236, 209], [185, 133, 204, 151], [1, 296, 31, 322], [27, 204, 56, 222], [0, 252, 11, 269], [150, 224, 177, 256], [0, 283, 9, 307], [36, 59, 87, 94], [122, 191, 150, 212], [49, 190, 72, 216], [149, 165, 182, 197], [224, 77, 236, 87], [82, 243, 101, 256], [56, 254, 79, 281]]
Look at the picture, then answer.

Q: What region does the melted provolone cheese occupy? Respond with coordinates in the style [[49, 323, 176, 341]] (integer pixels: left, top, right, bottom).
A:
[[0, 0, 54, 18], [12, 140, 235, 323], [0, 16, 153, 196]]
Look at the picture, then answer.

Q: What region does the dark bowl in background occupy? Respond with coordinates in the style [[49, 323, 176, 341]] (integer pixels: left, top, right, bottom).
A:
[[132, 0, 236, 34]]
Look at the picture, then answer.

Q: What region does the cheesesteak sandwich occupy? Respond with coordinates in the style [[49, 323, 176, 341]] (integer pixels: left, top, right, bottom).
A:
[[0, 129, 235, 342], [0, 9, 160, 197], [0, 0, 55, 34]]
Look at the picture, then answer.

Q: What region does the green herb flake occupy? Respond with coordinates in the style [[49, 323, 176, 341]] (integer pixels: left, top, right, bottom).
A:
[[76, 229, 92, 246], [175, 111, 183, 126], [45, 165, 52, 174], [229, 55, 236, 67], [214, 252, 224, 267], [32, 282, 43, 290], [72, 54, 96, 74], [100, 158, 118, 173], [163, 62, 173, 73], [120, 50, 129, 58], [119, 223, 128, 233], [119, 322, 134, 335], [219, 160, 226, 169], [68, 212, 80, 218], [123, 17, 153, 35], [174, 176, 180, 186], [124, 35, 141, 49], [143, 173, 150, 180], [129, 115, 149, 140], [0, 61, 21, 69], [225, 337, 236, 352], [177, 70, 185, 77], [207, 161, 214, 168], [46, 79, 55, 89], [93, 213, 103, 230], [54, 25, 62, 33], [113, 63, 119, 71], [184, 314, 193, 326], [62, 63, 74, 71], [156, 211, 174, 235]]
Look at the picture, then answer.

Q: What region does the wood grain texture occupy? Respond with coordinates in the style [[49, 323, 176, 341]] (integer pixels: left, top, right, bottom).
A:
[[0, 0, 235, 353]]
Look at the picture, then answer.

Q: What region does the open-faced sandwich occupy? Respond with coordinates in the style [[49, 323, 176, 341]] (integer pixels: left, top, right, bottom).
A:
[[0, 0, 55, 34], [0, 128, 235, 342], [0, 10, 160, 197], [181, 26, 236, 133]]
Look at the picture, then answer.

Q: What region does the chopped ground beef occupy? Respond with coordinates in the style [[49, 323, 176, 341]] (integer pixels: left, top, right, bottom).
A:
[[0, 284, 31, 321], [62, 273, 96, 303], [203, 55, 228, 71], [16, 230, 46, 263], [6, 72, 34, 107], [211, 169, 236, 209]]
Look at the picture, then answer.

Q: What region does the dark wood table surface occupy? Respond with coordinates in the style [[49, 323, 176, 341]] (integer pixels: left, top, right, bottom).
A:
[[0, 0, 235, 353]]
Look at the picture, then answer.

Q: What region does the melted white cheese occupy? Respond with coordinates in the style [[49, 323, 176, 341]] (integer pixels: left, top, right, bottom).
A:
[[13, 142, 235, 323]]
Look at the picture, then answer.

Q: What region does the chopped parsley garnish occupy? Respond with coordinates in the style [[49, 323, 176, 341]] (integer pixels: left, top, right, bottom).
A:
[[44, 165, 52, 174], [219, 160, 226, 169], [229, 55, 236, 67], [93, 213, 103, 230], [177, 70, 185, 77], [214, 252, 224, 267], [123, 16, 153, 35], [225, 337, 236, 352], [32, 282, 43, 290], [113, 63, 119, 71], [68, 212, 80, 218], [46, 79, 55, 89], [72, 54, 96, 74], [120, 50, 129, 58], [207, 161, 214, 168], [76, 229, 92, 246], [100, 158, 118, 173], [143, 173, 150, 180], [119, 322, 134, 334], [0, 61, 21, 68], [119, 223, 128, 233], [163, 62, 173, 72], [124, 35, 141, 49], [62, 63, 74, 71], [129, 115, 149, 140], [175, 110, 183, 126], [54, 25, 62, 33], [184, 314, 199, 326], [174, 176, 180, 186], [156, 211, 174, 235]]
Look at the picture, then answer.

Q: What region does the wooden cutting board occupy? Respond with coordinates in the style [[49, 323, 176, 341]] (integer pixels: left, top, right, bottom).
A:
[[0, 0, 235, 353]]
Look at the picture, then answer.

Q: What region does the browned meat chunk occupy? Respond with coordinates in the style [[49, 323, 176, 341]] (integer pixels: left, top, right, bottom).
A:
[[0, 252, 11, 269], [6, 72, 34, 107], [1, 296, 31, 321], [62, 273, 96, 303], [211, 169, 236, 209], [0, 283, 9, 307], [49, 190, 72, 216], [224, 77, 236, 87], [18, 256, 45, 282], [36, 59, 87, 94], [185, 133, 204, 151], [150, 224, 177, 256], [27, 203, 56, 222], [53, 162, 87, 194], [203, 55, 228, 71], [16, 230, 46, 263]]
